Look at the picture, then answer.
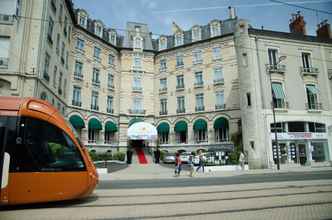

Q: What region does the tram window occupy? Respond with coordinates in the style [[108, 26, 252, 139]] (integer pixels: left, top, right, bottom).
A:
[[24, 117, 86, 172]]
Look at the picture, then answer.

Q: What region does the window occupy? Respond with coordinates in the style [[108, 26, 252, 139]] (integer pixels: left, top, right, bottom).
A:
[[306, 84, 319, 109], [176, 53, 184, 67], [47, 16, 54, 42], [91, 91, 99, 110], [79, 14, 87, 27], [192, 26, 201, 41], [195, 93, 204, 111], [175, 32, 183, 46], [159, 37, 167, 50], [302, 52, 311, 69], [56, 34, 60, 55], [5, 117, 85, 172], [177, 96, 185, 113], [108, 54, 114, 65], [192, 49, 203, 64], [63, 16, 68, 36], [160, 78, 167, 91], [61, 42, 65, 62], [43, 53, 50, 81], [107, 96, 113, 113], [246, 92, 251, 106], [288, 122, 305, 132], [59, 4, 63, 22], [134, 36, 143, 50], [133, 71, 142, 91], [195, 72, 203, 85], [53, 66, 57, 88], [109, 31, 117, 45], [133, 54, 142, 69], [268, 49, 278, 65], [72, 86, 81, 106], [108, 73, 114, 89], [95, 23, 103, 37], [160, 59, 167, 72], [270, 122, 286, 133], [308, 122, 326, 133], [58, 72, 63, 94], [92, 68, 100, 85], [176, 75, 184, 89], [213, 67, 224, 83], [212, 47, 221, 60], [74, 61, 83, 76], [271, 82, 286, 108], [65, 51, 69, 69], [216, 91, 224, 109], [160, 99, 167, 115], [76, 38, 85, 50], [210, 22, 221, 37], [94, 46, 101, 60], [133, 97, 143, 111]]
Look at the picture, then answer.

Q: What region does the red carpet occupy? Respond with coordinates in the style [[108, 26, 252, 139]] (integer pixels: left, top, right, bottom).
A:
[[135, 148, 148, 164]]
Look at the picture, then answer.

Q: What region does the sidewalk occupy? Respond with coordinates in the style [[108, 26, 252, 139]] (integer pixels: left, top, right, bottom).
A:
[[98, 162, 332, 181]]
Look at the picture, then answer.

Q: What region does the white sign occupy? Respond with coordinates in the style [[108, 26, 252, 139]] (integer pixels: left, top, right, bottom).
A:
[[270, 132, 327, 140]]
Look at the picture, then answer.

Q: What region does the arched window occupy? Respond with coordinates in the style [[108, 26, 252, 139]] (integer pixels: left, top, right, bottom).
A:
[[174, 32, 183, 46], [159, 36, 167, 50], [104, 121, 118, 144], [134, 36, 143, 50], [174, 120, 187, 143], [214, 117, 229, 142], [157, 122, 170, 144], [88, 118, 102, 143], [193, 119, 207, 143]]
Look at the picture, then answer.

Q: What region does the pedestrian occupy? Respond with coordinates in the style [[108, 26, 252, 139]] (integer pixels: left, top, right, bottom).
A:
[[239, 151, 245, 170], [174, 152, 182, 176], [188, 154, 195, 177], [196, 150, 205, 173], [155, 147, 160, 164]]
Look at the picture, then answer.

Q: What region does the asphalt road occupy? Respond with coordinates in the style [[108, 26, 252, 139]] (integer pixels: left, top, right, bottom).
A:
[[97, 170, 332, 189]]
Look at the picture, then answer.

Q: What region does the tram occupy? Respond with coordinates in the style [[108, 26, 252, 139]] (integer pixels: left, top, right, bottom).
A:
[[0, 97, 98, 205]]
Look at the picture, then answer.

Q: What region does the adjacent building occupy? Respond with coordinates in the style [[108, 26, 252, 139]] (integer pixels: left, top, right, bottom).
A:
[[0, 1, 331, 168]]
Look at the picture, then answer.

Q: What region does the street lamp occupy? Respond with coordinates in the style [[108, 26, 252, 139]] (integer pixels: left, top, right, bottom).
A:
[[269, 55, 286, 170]]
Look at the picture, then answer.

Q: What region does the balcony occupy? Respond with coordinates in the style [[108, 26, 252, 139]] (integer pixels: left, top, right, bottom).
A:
[[72, 100, 82, 107], [92, 81, 100, 87], [176, 85, 185, 92], [0, 14, 14, 24], [195, 106, 205, 112], [300, 67, 319, 76], [176, 63, 184, 69], [305, 102, 322, 111], [107, 108, 114, 114], [159, 111, 168, 115], [194, 82, 204, 89], [159, 87, 167, 94], [213, 78, 224, 86], [0, 57, 8, 68], [91, 105, 99, 111], [215, 104, 226, 110], [266, 64, 286, 73], [176, 108, 185, 114], [129, 109, 146, 115], [74, 74, 83, 81], [132, 87, 143, 93]]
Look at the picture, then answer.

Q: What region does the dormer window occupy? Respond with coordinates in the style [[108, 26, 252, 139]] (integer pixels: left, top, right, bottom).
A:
[[210, 21, 221, 37], [134, 36, 143, 50], [95, 22, 103, 38], [79, 14, 87, 28], [109, 30, 117, 45], [192, 26, 201, 41], [159, 36, 167, 51], [174, 32, 183, 47]]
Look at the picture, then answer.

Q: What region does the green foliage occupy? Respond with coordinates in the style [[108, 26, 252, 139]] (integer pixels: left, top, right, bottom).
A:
[[112, 152, 125, 161], [88, 151, 125, 161], [228, 151, 240, 165], [48, 143, 64, 158]]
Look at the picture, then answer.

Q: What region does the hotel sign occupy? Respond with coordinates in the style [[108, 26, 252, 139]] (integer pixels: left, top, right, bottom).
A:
[[270, 132, 327, 140]]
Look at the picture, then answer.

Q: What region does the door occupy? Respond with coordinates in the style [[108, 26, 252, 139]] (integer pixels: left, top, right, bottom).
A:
[[298, 143, 307, 165]]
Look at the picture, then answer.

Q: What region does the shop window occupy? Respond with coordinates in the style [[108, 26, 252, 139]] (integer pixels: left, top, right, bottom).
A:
[[288, 122, 305, 132]]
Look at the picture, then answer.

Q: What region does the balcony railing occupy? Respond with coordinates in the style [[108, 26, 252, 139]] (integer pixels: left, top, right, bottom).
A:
[[266, 64, 286, 73], [132, 87, 143, 93], [159, 111, 168, 115], [176, 63, 184, 69], [129, 109, 146, 114], [305, 102, 322, 111], [74, 74, 83, 81], [213, 78, 224, 85], [194, 82, 204, 88], [193, 59, 203, 65], [92, 81, 100, 87], [0, 57, 9, 68], [91, 105, 99, 111], [72, 100, 82, 107], [300, 67, 319, 76], [176, 85, 185, 91], [107, 108, 114, 113], [176, 108, 185, 113], [195, 106, 205, 112], [0, 14, 14, 24], [159, 87, 167, 94], [159, 67, 167, 72], [273, 101, 289, 109], [215, 104, 226, 110]]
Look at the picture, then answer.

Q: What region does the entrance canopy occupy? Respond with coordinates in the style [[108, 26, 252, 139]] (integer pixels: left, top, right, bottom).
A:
[[127, 122, 158, 140]]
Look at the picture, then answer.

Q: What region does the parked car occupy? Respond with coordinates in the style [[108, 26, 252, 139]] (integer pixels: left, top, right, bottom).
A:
[[163, 153, 176, 164]]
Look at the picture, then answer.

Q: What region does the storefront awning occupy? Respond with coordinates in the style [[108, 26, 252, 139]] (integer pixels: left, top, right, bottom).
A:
[[174, 121, 187, 132], [105, 121, 118, 132], [214, 117, 229, 129], [272, 83, 285, 99], [69, 115, 85, 129], [193, 119, 207, 131], [157, 122, 170, 133], [88, 118, 102, 130]]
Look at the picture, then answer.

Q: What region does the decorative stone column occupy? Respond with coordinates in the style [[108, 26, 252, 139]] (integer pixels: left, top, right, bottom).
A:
[[188, 123, 195, 144], [81, 128, 89, 144], [305, 140, 313, 166]]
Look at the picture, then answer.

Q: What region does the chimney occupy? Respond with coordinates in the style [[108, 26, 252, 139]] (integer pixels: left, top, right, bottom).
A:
[[228, 6, 236, 19], [316, 20, 331, 40], [289, 11, 306, 35]]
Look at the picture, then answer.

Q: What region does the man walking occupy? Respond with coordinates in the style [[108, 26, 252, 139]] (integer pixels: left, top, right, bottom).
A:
[[196, 151, 205, 173]]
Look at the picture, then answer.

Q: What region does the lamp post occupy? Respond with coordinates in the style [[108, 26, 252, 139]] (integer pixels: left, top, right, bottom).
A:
[[269, 56, 286, 170]]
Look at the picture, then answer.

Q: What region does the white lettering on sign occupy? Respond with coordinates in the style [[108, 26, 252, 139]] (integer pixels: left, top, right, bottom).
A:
[[270, 132, 327, 140]]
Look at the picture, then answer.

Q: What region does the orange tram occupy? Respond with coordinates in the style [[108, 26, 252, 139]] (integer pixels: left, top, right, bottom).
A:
[[0, 97, 98, 205]]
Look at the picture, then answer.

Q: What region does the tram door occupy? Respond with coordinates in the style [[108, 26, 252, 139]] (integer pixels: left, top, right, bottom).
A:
[[0, 118, 10, 200], [298, 144, 307, 165]]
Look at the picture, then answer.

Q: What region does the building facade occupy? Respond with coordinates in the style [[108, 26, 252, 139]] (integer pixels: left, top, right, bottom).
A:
[[0, 1, 331, 168]]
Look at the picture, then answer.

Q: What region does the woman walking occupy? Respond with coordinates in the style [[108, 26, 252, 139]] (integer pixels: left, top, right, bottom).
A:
[[174, 152, 182, 177], [196, 151, 205, 173], [188, 154, 195, 177]]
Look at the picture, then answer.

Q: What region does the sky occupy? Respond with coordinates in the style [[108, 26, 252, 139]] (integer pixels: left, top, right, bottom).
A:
[[72, 0, 332, 38]]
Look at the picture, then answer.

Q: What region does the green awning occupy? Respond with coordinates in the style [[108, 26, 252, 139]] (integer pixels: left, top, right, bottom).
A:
[[69, 115, 85, 129], [157, 122, 170, 133], [272, 83, 285, 99], [174, 121, 187, 132], [214, 117, 229, 129], [193, 119, 207, 131], [88, 118, 102, 130], [306, 85, 318, 94], [105, 121, 118, 132], [128, 117, 144, 127]]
